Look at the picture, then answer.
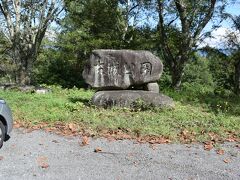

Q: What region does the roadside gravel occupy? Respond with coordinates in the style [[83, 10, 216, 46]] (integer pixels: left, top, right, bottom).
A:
[[0, 129, 239, 180]]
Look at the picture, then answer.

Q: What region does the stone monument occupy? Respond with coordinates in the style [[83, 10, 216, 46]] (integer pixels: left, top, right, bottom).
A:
[[82, 49, 174, 108]]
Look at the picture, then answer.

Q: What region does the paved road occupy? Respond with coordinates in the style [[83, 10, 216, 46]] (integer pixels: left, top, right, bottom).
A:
[[0, 129, 239, 180]]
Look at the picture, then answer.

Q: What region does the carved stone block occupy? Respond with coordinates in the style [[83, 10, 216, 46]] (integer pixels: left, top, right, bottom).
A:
[[82, 50, 163, 90]]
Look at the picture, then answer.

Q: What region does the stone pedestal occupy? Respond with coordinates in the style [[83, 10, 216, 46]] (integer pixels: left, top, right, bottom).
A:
[[92, 90, 174, 108], [146, 83, 159, 93]]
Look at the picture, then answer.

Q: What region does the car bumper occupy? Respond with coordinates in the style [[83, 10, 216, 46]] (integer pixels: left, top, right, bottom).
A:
[[0, 101, 13, 134]]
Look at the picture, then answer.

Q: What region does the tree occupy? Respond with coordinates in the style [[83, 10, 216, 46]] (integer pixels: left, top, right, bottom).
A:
[[32, 0, 122, 88], [118, 0, 153, 44], [0, 0, 63, 85], [32, 0, 157, 88], [156, 0, 225, 89], [201, 46, 234, 93], [227, 15, 240, 94], [0, 30, 15, 82]]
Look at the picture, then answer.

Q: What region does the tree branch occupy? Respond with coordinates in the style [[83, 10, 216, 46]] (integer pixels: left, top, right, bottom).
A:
[[157, 0, 175, 66], [0, 0, 15, 38], [193, 0, 216, 39]]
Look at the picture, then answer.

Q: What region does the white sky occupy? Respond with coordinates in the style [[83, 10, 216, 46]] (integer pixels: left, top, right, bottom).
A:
[[199, 1, 240, 48]]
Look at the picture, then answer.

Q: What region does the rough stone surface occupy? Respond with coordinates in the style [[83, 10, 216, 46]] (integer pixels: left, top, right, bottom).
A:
[[82, 50, 163, 90], [146, 82, 159, 93], [92, 90, 174, 108]]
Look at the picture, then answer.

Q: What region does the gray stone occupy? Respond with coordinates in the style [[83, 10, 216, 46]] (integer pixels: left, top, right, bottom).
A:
[[35, 88, 52, 94], [82, 50, 163, 90], [92, 90, 174, 108], [146, 82, 159, 93]]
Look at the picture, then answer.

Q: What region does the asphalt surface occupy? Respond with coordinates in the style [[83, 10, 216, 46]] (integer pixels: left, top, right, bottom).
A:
[[0, 128, 239, 180]]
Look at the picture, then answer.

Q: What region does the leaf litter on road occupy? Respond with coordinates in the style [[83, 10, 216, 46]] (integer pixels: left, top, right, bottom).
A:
[[37, 156, 49, 169], [80, 136, 89, 146], [94, 147, 102, 153], [204, 141, 214, 151], [216, 149, 225, 155]]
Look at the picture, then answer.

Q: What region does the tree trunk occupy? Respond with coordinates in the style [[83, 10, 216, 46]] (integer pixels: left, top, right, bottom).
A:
[[16, 67, 31, 85], [171, 65, 184, 90], [235, 59, 240, 95], [15, 55, 34, 85]]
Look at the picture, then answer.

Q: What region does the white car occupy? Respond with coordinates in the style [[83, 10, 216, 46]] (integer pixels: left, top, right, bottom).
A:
[[0, 99, 13, 148]]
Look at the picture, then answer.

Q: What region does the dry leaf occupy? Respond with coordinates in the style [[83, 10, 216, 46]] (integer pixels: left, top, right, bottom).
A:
[[37, 156, 49, 169], [32, 126, 40, 130], [182, 130, 189, 136], [94, 147, 102, 153], [52, 140, 59, 143], [204, 142, 213, 151], [41, 163, 49, 169], [217, 149, 224, 155], [13, 122, 21, 128], [223, 159, 230, 163], [81, 136, 89, 146], [0, 156, 3, 160], [68, 123, 78, 133], [226, 137, 236, 142]]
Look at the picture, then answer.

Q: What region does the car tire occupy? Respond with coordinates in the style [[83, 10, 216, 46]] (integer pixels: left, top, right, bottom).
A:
[[0, 121, 6, 148]]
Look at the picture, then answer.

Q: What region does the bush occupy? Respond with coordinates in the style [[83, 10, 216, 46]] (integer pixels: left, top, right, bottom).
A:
[[183, 56, 214, 86]]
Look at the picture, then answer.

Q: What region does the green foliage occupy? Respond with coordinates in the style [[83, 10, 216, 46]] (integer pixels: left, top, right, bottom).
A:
[[32, 45, 86, 88], [32, 0, 158, 87], [181, 55, 215, 94], [183, 56, 214, 86], [130, 98, 156, 112], [0, 31, 16, 83], [199, 47, 235, 95]]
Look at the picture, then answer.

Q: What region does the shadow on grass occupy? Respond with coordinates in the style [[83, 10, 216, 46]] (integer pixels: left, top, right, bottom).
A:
[[164, 89, 240, 117], [68, 97, 92, 106]]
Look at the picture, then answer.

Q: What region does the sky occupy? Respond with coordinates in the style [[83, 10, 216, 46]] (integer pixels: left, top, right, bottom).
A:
[[201, 1, 240, 48]]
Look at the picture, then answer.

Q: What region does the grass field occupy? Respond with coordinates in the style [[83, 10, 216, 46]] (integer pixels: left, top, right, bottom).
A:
[[0, 86, 239, 143]]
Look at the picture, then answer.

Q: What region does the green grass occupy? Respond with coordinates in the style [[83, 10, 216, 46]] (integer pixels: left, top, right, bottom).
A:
[[0, 85, 239, 142]]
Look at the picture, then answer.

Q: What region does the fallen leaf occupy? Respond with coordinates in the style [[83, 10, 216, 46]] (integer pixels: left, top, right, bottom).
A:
[[204, 142, 213, 151], [217, 149, 224, 155], [52, 140, 59, 143], [24, 128, 34, 133], [13, 121, 22, 128], [226, 137, 236, 142], [94, 147, 102, 153], [68, 123, 78, 133], [182, 130, 189, 136], [41, 163, 49, 169], [81, 136, 89, 146], [37, 156, 49, 169], [32, 126, 40, 130], [223, 158, 230, 163], [0, 156, 3, 160], [208, 132, 216, 141]]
